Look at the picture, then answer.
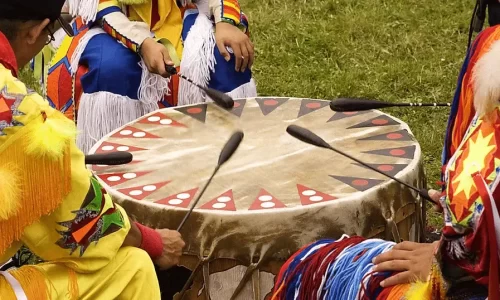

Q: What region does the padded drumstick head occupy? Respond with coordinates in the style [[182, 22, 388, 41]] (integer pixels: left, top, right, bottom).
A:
[[286, 125, 332, 150], [85, 152, 133, 165], [329, 98, 394, 112], [202, 87, 235, 109], [218, 131, 244, 166]]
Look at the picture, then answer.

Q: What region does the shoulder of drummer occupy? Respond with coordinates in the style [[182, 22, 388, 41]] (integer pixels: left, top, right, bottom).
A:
[[0, 65, 131, 270]]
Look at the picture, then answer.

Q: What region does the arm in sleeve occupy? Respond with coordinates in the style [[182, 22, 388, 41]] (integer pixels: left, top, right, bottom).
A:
[[96, 0, 152, 53]]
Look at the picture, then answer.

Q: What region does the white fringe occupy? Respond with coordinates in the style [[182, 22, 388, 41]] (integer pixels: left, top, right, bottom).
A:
[[76, 92, 159, 154], [138, 60, 171, 104], [473, 40, 500, 117], [178, 13, 216, 106], [67, 0, 99, 24], [70, 28, 105, 75], [226, 78, 257, 99]]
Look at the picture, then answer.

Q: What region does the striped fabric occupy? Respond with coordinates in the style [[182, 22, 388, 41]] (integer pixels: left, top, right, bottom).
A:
[[221, 0, 241, 25]]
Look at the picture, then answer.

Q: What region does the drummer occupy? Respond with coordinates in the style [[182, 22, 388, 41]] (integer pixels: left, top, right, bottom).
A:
[[0, 0, 184, 298]]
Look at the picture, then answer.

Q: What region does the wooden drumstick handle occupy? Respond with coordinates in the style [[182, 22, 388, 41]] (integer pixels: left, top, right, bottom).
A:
[[286, 125, 433, 201], [177, 131, 244, 232]]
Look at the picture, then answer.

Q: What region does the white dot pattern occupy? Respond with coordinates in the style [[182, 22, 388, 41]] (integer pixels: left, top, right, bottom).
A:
[[123, 173, 137, 179], [120, 130, 132, 135], [107, 176, 121, 182], [133, 132, 146, 138], [212, 203, 226, 209], [310, 196, 323, 202], [168, 199, 183, 205], [258, 195, 273, 202], [117, 146, 130, 151], [102, 145, 114, 151], [261, 202, 275, 208], [217, 196, 231, 202], [148, 116, 161, 122], [160, 119, 173, 125], [129, 190, 143, 196], [177, 193, 191, 199], [302, 190, 316, 196], [143, 185, 157, 192]]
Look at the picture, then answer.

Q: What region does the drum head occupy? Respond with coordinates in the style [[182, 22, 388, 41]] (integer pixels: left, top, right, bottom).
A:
[[90, 97, 420, 213]]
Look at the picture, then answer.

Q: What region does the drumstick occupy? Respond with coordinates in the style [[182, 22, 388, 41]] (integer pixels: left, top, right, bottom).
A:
[[176, 131, 245, 231], [166, 65, 235, 109], [286, 125, 433, 202], [329, 98, 451, 112], [85, 151, 133, 165]]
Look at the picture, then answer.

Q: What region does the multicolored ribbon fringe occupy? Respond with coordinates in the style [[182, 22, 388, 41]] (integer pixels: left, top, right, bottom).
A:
[[271, 236, 427, 300]]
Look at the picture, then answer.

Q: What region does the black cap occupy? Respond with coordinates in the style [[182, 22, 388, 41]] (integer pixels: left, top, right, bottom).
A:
[[0, 0, 74, 37]]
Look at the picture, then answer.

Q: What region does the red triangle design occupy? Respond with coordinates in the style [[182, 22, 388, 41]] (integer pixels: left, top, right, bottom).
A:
[[95, 142, 147, 154], [155, 188, 199, 208], [137, 112, 187, 127], [199, 190, 236, 211], [118, 181, 171, 200], [297, 184, 337, 206], [111, 126, 160, 139], [248, 189, 286, 210], [98, 171, 151, 187]]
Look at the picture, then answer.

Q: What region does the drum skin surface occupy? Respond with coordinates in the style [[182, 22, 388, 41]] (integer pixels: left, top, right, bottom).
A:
[[89, 97, 424, 266]]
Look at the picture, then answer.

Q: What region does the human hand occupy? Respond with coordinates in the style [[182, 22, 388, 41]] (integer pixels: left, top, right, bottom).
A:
[[153, 229, 186, 270], [428, 189, 443, 213], [140, 37, 174, 77], [372, 241, 438, 287], [215, 22, 254, 72]]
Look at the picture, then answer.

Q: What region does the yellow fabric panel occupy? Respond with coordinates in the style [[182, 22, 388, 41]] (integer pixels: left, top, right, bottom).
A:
[[127, 0, 184, 59], [0, 64, 130, 273], [98, 0, 121, 11], [0, 247, 160, 300]]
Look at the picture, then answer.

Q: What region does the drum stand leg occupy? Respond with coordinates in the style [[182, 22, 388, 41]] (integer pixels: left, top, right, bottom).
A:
[[251, 269, 261, 300], [177, 259, 205, 300]]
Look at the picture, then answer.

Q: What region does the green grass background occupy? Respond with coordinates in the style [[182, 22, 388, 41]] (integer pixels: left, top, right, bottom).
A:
[[20, 0, 475, 229]]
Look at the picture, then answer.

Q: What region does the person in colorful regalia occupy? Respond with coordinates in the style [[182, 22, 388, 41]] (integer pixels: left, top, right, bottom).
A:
[[45, 0, 256, 154], [0, 0, 185, 299], [270, 26, 500, 300]]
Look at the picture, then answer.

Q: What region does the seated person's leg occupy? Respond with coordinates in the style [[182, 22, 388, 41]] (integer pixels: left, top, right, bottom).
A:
[[76, 33, 156, 154], [1, 247, 160, 300]]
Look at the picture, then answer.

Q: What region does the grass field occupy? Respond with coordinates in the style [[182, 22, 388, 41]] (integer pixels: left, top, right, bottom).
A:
[[239, 0, 475, 228], [20, 0, 474, 229]]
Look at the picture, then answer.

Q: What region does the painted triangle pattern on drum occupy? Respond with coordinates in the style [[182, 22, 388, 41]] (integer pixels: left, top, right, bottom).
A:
[[297, 184, 337, 206], [363, 145, 416, 159], [255, 98, 288, 116], [359, 129, 413, 142], [328, 111, 370, 122], [95, 141, 147, 154], [155, 188, 199, 208], [297, 99, 329, 118], [249, 189, 286, 210], [99, 171, 151, 187], [352, 163, 408, 177], [330, 175, 384, 191], [199, 190, 236, 211], [111, 126, 161, 139], [138, 112, 187, 127], [118, 181, 171, 200], [175, 104, 208, 123], [229, 99, 246, 117], [348, 115, 399, 129]]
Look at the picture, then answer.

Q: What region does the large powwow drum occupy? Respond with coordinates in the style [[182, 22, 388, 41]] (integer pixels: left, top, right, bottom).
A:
[[89, 97, 425, 299]]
